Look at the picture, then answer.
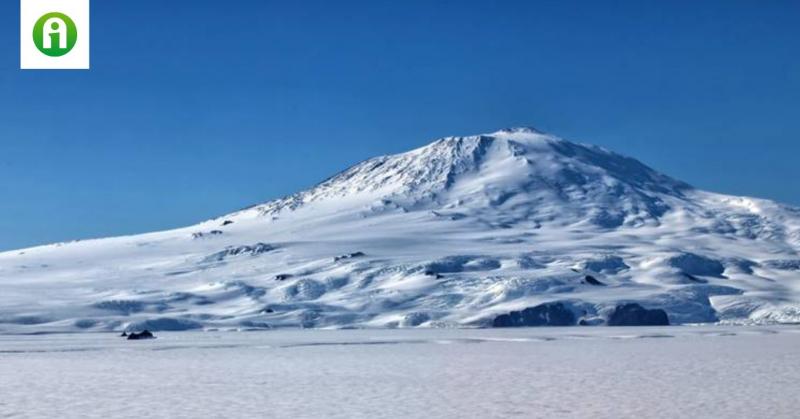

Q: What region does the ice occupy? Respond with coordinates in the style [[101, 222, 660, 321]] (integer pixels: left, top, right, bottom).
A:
[[1, 326, 799, 418]]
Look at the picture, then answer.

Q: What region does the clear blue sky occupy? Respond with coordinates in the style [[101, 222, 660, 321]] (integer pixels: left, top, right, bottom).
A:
[[0, 0, 798, 251]]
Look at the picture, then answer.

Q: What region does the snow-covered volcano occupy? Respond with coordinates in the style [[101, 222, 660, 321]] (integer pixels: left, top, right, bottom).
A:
[[2, 127, 800, 332]]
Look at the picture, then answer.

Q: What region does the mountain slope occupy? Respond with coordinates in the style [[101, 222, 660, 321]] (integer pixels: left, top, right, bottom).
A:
[[2, 127, 800, 332]]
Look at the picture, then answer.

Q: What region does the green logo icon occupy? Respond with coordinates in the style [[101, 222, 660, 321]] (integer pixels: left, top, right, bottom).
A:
[[33, 12, 78, 57]]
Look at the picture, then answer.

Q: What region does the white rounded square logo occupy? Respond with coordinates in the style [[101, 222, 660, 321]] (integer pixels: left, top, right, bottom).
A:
[[20, 0, 90, 70]]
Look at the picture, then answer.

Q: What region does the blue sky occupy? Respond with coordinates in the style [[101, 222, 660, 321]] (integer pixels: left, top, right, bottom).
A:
[[0, 0, 798, 250]]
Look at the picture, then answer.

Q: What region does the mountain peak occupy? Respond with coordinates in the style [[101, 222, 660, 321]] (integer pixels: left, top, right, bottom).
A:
[[243, 128, 691, 228], [490, 126, 545, 135]]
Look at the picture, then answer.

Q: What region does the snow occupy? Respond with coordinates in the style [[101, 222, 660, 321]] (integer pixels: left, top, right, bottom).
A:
[[1, 127, 800, 332], [1, 326, 799, 418]]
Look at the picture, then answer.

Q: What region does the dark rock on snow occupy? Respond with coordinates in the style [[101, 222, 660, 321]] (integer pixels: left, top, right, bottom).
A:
[[682, 273, 708, 284], [334, 252, 366, 262], [126, 330, 156, 340], [424, 270, 444, 279], [493, 302, 576, 327], [763, 259, 800, 271], [583, 275, 605, 286], [608, 303, 669, 326], [192, 230, 224, 239], [204, 243, 275, 262], [274, 274, 293, 281]]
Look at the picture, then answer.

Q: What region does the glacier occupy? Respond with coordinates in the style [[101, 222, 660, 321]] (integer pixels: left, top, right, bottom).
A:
[[1, 127, 800, 333]]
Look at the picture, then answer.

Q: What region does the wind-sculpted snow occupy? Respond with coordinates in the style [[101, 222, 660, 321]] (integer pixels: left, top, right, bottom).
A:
[[1, 127, 800, 333]]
